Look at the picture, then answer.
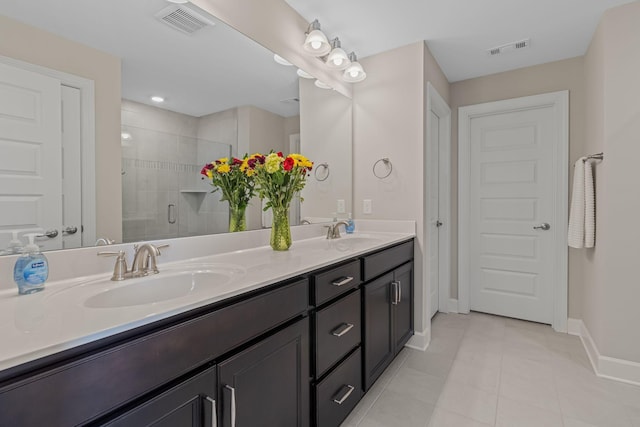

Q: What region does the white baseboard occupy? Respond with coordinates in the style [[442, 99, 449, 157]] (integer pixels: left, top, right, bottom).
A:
[[406, 330, 430, 351], [448, 299, 459, 313], [568, 318, 640, 386]]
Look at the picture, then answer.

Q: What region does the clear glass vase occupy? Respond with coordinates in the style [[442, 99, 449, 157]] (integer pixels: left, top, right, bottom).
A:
[[229, 204, 247, 232], [270, 206, 292, 251]]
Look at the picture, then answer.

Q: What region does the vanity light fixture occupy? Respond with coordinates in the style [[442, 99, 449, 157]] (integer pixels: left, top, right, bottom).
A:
[[342, 52, 367, 82], [303, 19, 331, 57], [151, 96, 165, 103], [314, 80, 332, 90], [296, 69, 314, 79], [273, 54, 292, 66], [326, 38, 350, 70]]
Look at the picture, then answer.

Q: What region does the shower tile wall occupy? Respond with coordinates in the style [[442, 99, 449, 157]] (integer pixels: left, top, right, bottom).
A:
[[121, 100, 232, 243]]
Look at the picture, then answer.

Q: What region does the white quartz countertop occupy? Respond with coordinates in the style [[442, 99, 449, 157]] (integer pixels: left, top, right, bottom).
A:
[[0, 230, 414, 373]]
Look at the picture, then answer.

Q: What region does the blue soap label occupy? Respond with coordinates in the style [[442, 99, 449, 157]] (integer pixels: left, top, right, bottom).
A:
[[23, 259, 48, 285]]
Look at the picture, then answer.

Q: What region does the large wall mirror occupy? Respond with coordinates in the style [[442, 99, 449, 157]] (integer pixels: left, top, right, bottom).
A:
[[0, 0, 353, 254]]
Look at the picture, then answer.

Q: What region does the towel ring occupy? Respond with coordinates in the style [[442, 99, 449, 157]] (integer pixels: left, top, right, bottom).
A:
[[373, 158, 393, 179], [314, 163, 329, 181]]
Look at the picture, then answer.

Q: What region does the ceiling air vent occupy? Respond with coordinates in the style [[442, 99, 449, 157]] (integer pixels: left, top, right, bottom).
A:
[[155, 4, 215, 35], [487, 38, 531, 56]]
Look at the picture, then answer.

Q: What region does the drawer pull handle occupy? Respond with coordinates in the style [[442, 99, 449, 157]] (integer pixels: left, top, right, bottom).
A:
[[333, 384, 355, 405], [332, 276, 354, 287], [391, 281, 399, 305], [225, 385, 236, 427], [205, 396, 217, 427], [332, 323, 355, 337]]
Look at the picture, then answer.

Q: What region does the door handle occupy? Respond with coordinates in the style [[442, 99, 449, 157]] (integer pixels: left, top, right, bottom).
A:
[[533, 223, 551, 231], [435, 220, 443, 227], [391, 281, 399, 305], [38, 229, 59, 239], [62, 226, 78, 235]]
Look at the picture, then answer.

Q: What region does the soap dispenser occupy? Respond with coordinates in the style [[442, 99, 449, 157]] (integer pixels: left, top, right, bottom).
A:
[[14, 233, 49, 295], [345, 213, 355, 234], [8, 230, 24, 254]]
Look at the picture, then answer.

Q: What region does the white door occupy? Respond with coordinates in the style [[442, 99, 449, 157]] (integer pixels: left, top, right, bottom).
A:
[[459, 92, 568, 326], [0, 62, 62, 251], [429, 110, 440, 318]]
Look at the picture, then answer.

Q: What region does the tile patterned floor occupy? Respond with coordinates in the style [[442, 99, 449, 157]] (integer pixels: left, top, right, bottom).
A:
[[341, 312, 640, 427]]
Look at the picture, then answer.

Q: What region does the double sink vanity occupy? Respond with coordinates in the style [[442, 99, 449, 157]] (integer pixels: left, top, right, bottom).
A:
[[0, 224, 415, 426]]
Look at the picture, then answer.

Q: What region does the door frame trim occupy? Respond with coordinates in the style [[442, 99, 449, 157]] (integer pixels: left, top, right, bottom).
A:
[[457, 90, 569, 332], [425, 82, 452, 316], [0, 55, 96, 247]]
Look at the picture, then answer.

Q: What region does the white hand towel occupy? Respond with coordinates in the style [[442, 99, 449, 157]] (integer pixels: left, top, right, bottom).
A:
[[568, 157, 586, 248], [568, 157, 596, 248], [584, 159, 595, 248]]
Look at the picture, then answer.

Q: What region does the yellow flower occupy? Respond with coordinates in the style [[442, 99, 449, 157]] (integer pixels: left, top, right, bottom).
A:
[[217, 164, 231, 174], [206, 169, 213, 179], [265, 153, 283, 173], [217, 157, 229, 164], [245, 168, 255, 177], [240, 158, 249, 171]]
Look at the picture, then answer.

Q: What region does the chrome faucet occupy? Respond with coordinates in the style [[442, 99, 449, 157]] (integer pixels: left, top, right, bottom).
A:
[[98, 243, 169, 281], [325, 221, 350, 239], [300, 219, 312, 225], [95, 237, 115, 246]]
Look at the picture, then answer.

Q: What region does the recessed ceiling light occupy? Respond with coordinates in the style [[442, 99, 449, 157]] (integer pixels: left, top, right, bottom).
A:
[[297, 69, 314, 79], [273, 54, 292, 66], [151, 96, 165, 103]]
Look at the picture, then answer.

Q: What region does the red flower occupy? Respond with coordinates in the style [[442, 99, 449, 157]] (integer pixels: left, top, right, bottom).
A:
[[277, 151, 283, 157], [232, 157, 243, 165], [200, 163, 214, 176], [247, 158, 257, 168], [283, 157, 295, 171]]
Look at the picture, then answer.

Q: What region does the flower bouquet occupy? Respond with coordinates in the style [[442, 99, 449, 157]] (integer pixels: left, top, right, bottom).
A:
[[250, 152, 313, 250], [201, 156, 256, 232]]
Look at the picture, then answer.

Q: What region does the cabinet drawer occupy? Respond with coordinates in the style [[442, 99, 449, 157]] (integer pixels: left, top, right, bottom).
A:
[[313, 259, 361, 305], [0, 279, 308, 427], [363, 240, 413, 281], [315, 289, 361, 377], [315, 348, 363, 427]]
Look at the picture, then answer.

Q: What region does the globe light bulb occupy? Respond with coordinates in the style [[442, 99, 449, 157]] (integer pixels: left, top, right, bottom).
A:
[[311, 40, 321, 50], [350, 69, 359, 78]]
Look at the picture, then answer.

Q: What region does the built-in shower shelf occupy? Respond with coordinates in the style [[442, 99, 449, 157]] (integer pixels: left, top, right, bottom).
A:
[[180, 189, 209, 194]]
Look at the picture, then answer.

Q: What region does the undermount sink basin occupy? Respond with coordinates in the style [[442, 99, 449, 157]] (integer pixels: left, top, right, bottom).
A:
[[327, 234, 383, 251], [66, 264, 245, 309]]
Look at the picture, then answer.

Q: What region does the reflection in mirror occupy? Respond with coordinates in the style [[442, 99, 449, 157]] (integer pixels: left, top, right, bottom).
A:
[[0, 0, 352, 254]]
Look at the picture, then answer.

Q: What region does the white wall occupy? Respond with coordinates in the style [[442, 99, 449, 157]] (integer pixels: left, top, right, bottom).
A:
[[353, 41, 450, 340], [582, 1, 640, 364], [300, 78, 353, 220]]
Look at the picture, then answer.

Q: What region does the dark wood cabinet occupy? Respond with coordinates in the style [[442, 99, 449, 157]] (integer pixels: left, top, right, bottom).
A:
[[363, 262, 414, 391], [103, 367, 217, 427], [0, 238, 414, 427], [218, 318, 310, 427]]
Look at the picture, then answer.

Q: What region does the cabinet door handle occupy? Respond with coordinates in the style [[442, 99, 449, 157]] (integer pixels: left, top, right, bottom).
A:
[[333, 384, 355, 405], [331, 323, 355, 337], [397, 280, 402, 303], [331, 276, 354, 287], [225, 385, 236, 427], [391, 281, 399, 305], [205, 396, 217, 427]]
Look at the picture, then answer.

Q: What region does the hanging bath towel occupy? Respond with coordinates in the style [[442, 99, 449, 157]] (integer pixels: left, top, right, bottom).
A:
[[568, 157, 595, 248]]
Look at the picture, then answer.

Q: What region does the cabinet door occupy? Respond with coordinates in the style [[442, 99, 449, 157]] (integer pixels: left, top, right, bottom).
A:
[[363, 272, 394, 391], [393, 262, 414, 354], [103, 366, 217, 427], [218, 318, 310, 427]]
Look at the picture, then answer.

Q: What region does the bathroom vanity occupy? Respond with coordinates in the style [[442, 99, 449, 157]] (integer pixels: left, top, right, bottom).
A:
[[0, 232, 414, 427]]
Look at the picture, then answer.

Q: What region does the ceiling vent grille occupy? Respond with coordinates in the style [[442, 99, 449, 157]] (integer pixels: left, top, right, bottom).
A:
[[155, 5, 215, 35], [487, 38, 531, 56]]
